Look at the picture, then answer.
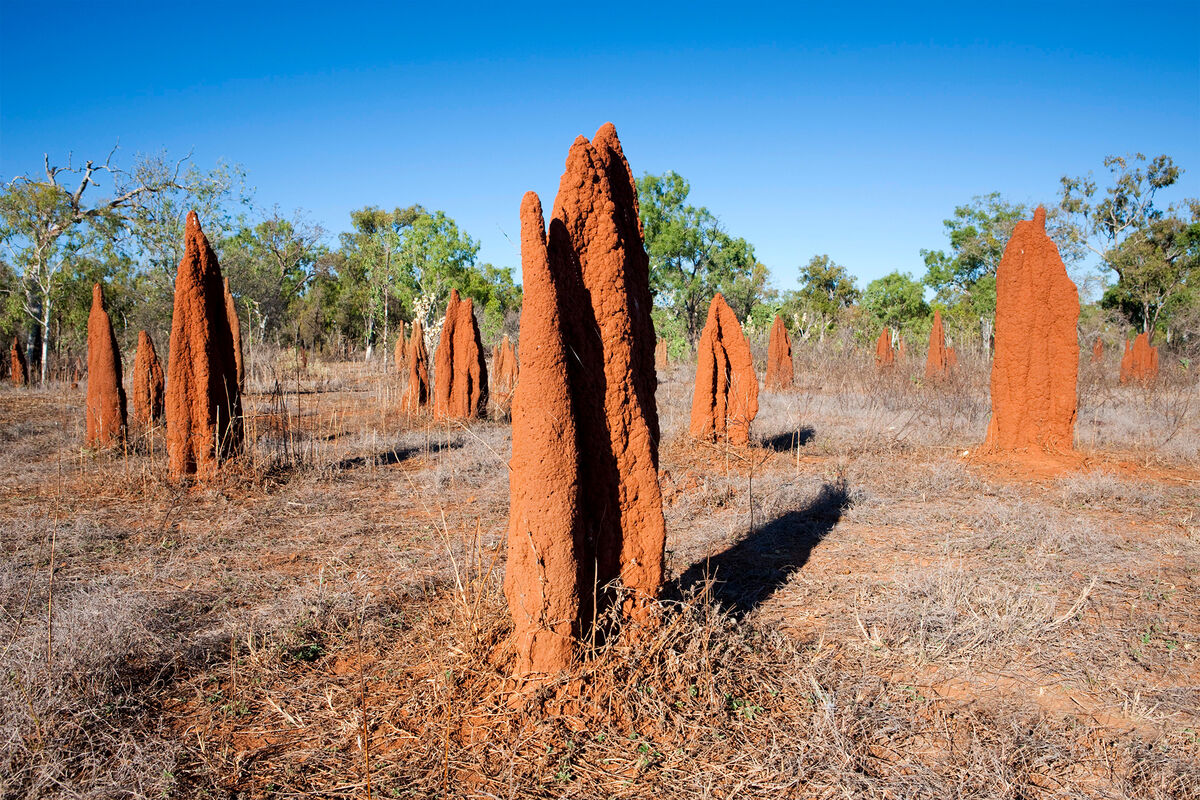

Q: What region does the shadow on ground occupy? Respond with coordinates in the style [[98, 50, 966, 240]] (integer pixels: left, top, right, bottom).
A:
[[672, 478, 851, 616], [334, 438, 463, 469], [759, 426, 816, 452]]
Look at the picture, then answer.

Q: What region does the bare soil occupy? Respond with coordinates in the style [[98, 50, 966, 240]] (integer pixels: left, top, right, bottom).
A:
[[2, 347, 1197, 799]]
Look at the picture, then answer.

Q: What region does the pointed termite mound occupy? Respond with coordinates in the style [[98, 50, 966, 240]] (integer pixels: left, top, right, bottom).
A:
[[1091, 337, 1104, 364], [982, 207, 1079, 455], [166, 211, 244, 478], [11, 337, 28, 387], [764, 315, 794, 390], [393, 321, 407, 374], [401, 320, 431, 412], [131, 330, 165, 427], [223, 278, 244, 391], [506, 124, 666, 677], [85, 283, 127, 448], [925, 310, 951, 380], [689, 293, 759, 445], [433, 290, 488, 420], [875, 328, 894, 368], [1119, 332, 1159, 384], [490, 335, 518, 418]]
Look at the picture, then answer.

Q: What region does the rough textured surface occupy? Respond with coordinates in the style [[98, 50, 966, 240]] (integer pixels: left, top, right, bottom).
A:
[[166, 211, 244, 478], [654, 338, 668, 370], [506, 124, 666, 677], [433, 290, 488, 420], [1091, 337, 1104, 364], [1119, 332, 1159, 384], [223, 278, 244, 391], [764, 315, 794, 390], [10, 336, 27, 387], [131, 330, 165, 427], [690, 293, 759, 445], [925, 310, 950, 380], [983, 207, 1079, 454], [400, 320, 430, 412], [875, 328, 894, 367], [85, 283, 127, 448], [492, 335, 518, 396]]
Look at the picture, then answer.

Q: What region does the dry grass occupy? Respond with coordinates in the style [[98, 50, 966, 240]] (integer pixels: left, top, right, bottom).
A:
[[0, 343, 1197, 798]]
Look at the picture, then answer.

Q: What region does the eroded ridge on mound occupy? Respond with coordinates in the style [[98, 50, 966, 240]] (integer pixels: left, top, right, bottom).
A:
[[689, 293, 759, 445], [1119, 332, 1159, 385], [401, 319, 430, 413], [765, 315, 793, 391], [85, 283, 127, 448], [433, 289, 488, 420], [131, 330, 164, 427], [506, 123, 666, 678], [983, 207, 1079, 456], [166, 211, 244, 478]]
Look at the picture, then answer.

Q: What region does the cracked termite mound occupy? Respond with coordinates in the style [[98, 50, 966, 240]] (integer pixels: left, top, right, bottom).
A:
[[131, 330, 165, 427], [505, 123, 665, 678], [925, 310, 951, 380], [1119, 332, 1158, 385], [401, 319, 430, 412], [433, 289, 488, 420]]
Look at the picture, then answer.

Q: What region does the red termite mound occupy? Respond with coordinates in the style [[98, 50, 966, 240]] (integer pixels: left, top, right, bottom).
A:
[[223, 278, 244, 391], [400, 319, 430, 412], [492, 335, 517, 395], [433, 290, 488, 420], [166, 212, 244, 477], [131, 330, 165, 427], [654, 338, 669, 370], [506, 124, 666, 677], [1091, 337, 1103, 364], [1119, 332, 1159, 384], [85, 283, 128, 448], [982, 207, 1079, 455], [11, 337, 28, 387], [765, 315, 794, 391], [875, 328, 894, 367], [690, 293, 759, 445], [925, 310, 950, 380], [393, 321, 407, 374]]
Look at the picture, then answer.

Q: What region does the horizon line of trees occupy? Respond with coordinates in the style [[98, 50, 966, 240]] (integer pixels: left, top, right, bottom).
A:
[[2, 149, 1196, 383]]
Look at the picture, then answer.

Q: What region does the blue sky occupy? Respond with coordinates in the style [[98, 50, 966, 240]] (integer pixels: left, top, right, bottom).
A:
[[2, 1, 1197, 290]]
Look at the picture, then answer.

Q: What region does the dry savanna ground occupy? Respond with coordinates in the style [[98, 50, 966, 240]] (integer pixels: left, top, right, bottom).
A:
[[1, 344, 1198, 799]]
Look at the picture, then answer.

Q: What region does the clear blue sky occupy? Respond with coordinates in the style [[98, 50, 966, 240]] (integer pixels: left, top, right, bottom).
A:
[[2, 1, 1197, 290]]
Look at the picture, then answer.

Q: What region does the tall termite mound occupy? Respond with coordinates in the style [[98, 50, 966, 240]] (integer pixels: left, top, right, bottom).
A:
[[131, 330, 165, 427], [223, 278, 244, 391], [85, 283, 127, 448], [654, 338, 669, 370], [875, 328, 894, 367], [506, 124, 666, 677], [689, 294, 759, 445], [925, 310, 951, 380], [983, 207, 1079, 454], [1091, 337, 1104, 364], [433, 289, 488, 419], [400, 320, 430, 412], [166, 212, 244, 477], [1119, 332, 1159, 384], [765, 315, 794, 390], [491, 335, 518, 396], [393, 321, 407, 373], [11, 337, 28, 387]]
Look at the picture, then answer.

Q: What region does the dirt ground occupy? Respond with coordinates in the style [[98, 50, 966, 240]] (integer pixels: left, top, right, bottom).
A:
[[2, 346, 1198, 799]]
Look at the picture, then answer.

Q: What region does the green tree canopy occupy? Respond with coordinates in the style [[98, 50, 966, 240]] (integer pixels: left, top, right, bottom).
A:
[[862, 270, 929, 331], [638, 171, 759, 343]]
